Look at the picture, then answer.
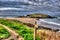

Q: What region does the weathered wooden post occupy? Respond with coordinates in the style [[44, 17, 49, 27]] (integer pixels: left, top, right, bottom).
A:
[[34, 20, 38, 40]]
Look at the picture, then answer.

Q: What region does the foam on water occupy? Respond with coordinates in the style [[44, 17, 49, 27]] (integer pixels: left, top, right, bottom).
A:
[[40, 19, 60, 26], [0, 7, 25, 10]]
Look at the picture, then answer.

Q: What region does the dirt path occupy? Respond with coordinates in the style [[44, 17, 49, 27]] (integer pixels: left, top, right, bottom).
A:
[[5, 18, 36, 25], [0, 24, 24, 40]]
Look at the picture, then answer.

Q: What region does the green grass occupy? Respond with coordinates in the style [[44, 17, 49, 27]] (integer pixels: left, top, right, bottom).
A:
[[0, 25, 10, 39], [0, 19, 40, 40]]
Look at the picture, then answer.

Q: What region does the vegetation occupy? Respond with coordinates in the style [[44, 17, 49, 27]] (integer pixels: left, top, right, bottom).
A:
[[27, 13, 52, 18], [0, 19, 40, 40], [0, 25, 10, 39], [37, 29, 60, 40]]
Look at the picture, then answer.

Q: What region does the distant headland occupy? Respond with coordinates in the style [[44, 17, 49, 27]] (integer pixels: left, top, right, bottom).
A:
[[18, 13, 54, 18]]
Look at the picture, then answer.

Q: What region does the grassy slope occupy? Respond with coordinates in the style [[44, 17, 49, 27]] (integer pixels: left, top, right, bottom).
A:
[[0, 25, 10, 39], [27, 13, 52, 18], [0, 19, 40, 40]]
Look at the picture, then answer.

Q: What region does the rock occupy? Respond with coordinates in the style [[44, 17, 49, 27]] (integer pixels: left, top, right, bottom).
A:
[[27, 13, 53, 18]]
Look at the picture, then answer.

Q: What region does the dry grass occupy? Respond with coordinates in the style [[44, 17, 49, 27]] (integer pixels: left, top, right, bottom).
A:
[[37, 29, 60, 40]]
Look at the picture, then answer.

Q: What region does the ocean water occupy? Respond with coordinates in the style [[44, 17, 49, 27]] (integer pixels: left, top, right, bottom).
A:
[[0, 0, 60, 17], [0, 0, 60, 29]]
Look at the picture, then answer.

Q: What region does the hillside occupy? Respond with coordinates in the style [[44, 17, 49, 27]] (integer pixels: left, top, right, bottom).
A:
[[27, 13, 53, 18]]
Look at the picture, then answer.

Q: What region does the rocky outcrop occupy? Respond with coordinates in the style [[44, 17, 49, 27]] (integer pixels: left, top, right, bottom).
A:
[[27, 13, 53, 18]]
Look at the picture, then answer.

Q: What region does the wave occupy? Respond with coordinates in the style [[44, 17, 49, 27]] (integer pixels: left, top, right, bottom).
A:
[[0, 7, 25, 10], [40, 19, 60, 26]]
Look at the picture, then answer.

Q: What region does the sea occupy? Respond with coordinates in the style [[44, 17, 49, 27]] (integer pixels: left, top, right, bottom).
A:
[[0, 0, 60, 18], [0, 0, 60, 29]]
